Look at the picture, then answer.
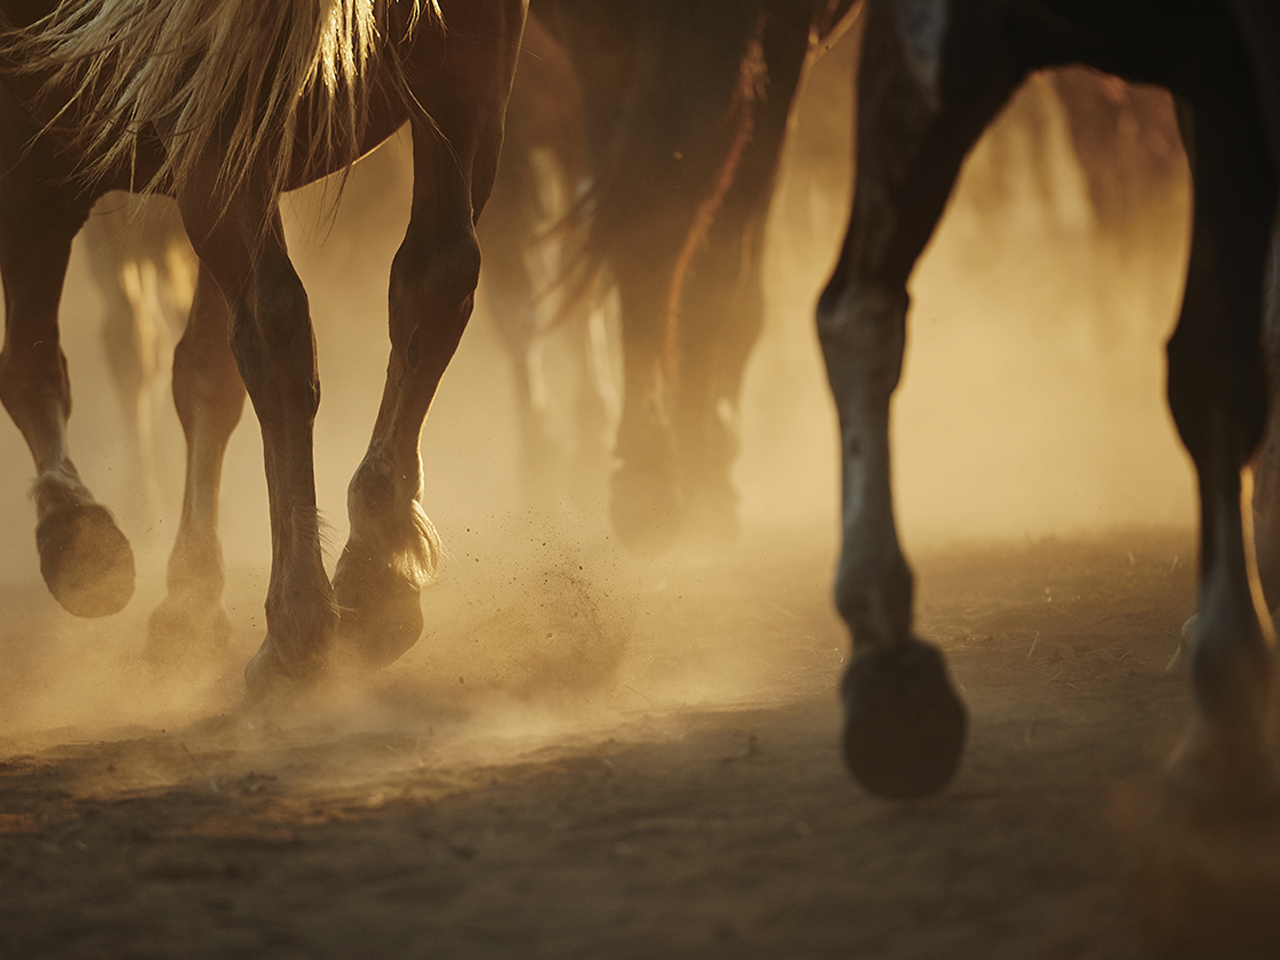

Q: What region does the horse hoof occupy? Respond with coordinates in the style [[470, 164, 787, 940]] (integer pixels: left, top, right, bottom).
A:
[[145, 597, 233, 667], [610, 463, 681, 558], [36, 504, 135, 617], [842, 638, 967, 799], [333, 547, 424, 668]]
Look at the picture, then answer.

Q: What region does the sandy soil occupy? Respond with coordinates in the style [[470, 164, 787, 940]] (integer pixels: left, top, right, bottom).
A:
[[3, 528, 1279, 959]]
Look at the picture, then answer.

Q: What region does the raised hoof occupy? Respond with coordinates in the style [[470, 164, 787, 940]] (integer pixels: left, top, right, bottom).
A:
[[842, 638, 967, 800], [610, 462, 682, 558], [333, 547, 424, 669], [144, 596, 233, 668], [36, 504, 135, 617]]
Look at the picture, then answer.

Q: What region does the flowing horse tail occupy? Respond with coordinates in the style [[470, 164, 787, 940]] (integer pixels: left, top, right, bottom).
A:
[[4, 0, 427, 206]]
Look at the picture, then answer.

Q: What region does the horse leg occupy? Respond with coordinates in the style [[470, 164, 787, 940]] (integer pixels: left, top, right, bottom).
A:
[[1164, 82, 1279, 813], [333, 13, 521, 667], [84, 206, 166, 524], [178, 182, 334, 693], [817, 2, 1014, 798], [1251, 225, 1280, 610], [477, 134, 556, 507], [671, 4, 812, 544], [0, 151, 133, 616], [146, 262, 246, 666]]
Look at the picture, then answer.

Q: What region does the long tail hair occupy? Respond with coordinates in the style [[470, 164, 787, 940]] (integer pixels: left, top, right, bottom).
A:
[[5, 0, 430, 204]]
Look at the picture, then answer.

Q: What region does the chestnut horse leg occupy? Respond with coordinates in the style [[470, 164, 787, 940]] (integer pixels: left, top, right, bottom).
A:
[[817, 2, 1014, 798], [1163, 72, 1279, 813], [332, 7, 523, 667], [146, 262, 246, 666], [177, 181, 334, 693], [0, 98, 133, 616]]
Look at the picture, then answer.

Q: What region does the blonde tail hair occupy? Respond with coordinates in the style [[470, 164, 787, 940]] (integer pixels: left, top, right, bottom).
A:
[[6, 0, 429, 205]]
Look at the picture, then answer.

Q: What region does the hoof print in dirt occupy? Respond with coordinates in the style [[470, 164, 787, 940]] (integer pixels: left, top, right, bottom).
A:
[[842, 637, 967, 800], [37, 503, 135, 617]]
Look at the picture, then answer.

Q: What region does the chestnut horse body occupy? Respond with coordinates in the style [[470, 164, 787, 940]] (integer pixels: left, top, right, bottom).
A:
[[0, 0, 528, 691]]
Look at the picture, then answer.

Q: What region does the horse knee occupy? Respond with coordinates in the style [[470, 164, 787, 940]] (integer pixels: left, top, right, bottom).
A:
[[817, 281, 908, 385]]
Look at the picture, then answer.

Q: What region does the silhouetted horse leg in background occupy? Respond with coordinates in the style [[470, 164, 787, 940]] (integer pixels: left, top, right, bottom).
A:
[[821, 0, 1278, 811], [82, 197, 196, 527], [668, 0, 816, 543], [538, 0, 845, 554], [478, 13, 605, 510]]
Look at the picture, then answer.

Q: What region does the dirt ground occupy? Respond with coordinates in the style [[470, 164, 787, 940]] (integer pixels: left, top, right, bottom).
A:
[[4, 527, 1280, 959]]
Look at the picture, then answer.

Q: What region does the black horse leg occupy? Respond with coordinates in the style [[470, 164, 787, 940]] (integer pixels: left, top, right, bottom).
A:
[[1165, 78, 1279, 813], [817, 2, 1014, 798], [1252, 226, 1280, 610]]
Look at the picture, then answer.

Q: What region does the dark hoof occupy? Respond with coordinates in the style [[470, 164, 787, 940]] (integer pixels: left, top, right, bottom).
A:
[[333, 546, 424, 669], [610, 462, 681, 558], [37, 504, 135, 617], [145, 596, 233, 668], [842, 638, 967, 799]]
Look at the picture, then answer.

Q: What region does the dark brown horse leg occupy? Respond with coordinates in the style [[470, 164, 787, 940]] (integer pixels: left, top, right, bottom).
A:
[[146, 262, 246, 666], [178, 184, 335, 694], [671, 3, 812, 544], [333, 11, 521, 668], [1164, 82, 1279, 813], [0, 141, 133, 616], [818, 3, 1012, 798], [1251, 225, 1280, 610]]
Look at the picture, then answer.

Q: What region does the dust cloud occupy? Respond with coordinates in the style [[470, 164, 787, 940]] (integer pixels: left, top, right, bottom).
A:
[[0, 28, 1199, 790]]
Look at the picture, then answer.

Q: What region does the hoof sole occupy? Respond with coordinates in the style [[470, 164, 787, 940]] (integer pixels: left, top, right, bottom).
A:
[[37, 504, 135, 617], [842, 638, 967, 799]]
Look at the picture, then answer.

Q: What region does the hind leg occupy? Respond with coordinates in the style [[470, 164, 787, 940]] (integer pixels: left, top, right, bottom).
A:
[[333, 6, 523, 668], [146, 263, 246, 666], [670, 4, 812, 544], [0, 139, 133, 616], [1164, 81, 1279, 814], [818, 4, 1015, 798]]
